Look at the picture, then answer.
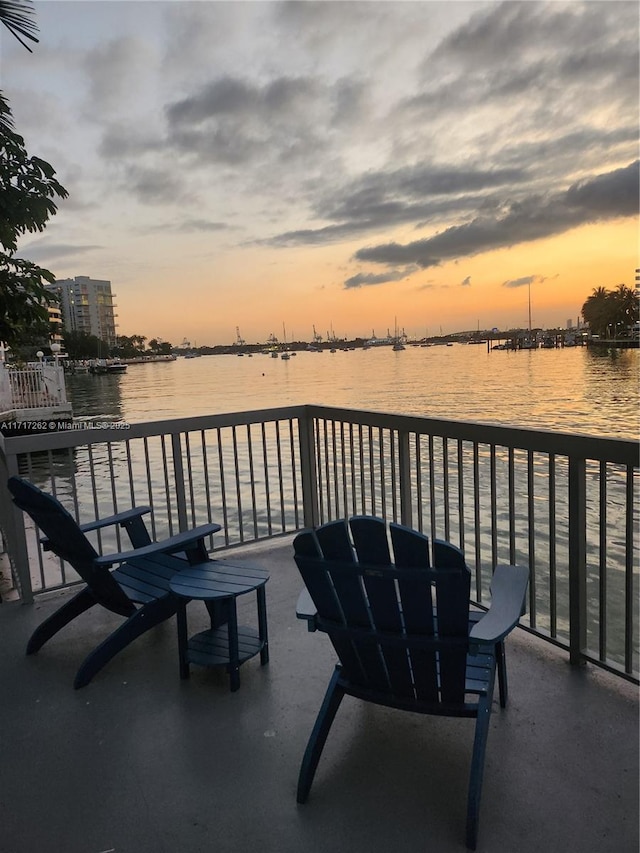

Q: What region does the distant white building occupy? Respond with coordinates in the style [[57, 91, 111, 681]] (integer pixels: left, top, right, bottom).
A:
[[45, 276, 117, 348]]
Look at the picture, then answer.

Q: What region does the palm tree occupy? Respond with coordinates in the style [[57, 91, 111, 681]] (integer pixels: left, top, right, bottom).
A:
[[612, 284, 639, 332], [582, 284, 639, 337], [582, 286, 615, 337], [0, 0, 39, 51], [0, 2, 38, 134]]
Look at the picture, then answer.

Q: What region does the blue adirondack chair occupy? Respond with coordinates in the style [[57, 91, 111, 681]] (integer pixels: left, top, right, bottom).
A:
[[8, 476, 221, 688], [293, 516, 528, 850]]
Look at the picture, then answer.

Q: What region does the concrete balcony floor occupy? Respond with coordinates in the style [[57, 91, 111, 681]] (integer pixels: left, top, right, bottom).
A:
[[1, 538, 637, 853]]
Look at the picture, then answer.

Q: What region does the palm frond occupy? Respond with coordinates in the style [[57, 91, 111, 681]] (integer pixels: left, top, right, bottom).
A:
[[0, 0, 39, 51]]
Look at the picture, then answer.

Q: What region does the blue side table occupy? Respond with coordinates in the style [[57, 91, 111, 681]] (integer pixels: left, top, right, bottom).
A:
[[170, 560, 269, 692]]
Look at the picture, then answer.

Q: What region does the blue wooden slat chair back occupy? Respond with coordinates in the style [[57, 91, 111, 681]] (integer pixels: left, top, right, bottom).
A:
[[7, 476, 220, 688], [293, 515, 529, 850]]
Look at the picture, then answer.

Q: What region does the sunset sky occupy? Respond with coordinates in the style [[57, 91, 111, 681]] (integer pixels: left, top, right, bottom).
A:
[[3, 1, 638, 346]]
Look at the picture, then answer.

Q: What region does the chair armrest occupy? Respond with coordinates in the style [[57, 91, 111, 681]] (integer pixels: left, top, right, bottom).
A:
[[94, 523, 222, 567], [78, 506, 152, 533], [296, 588, 319, 631], [41, 506, 154, 551], [469, 564, 529, 650]]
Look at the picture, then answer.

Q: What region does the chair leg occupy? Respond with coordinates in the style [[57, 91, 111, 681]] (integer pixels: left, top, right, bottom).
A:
[[73, 596, 177, 688], [297, 666, 345, 804], [465, 691, 494, 850], [26, 587, 99, 654]]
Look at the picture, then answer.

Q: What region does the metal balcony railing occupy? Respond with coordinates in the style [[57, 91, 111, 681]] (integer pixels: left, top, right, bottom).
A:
[[0, 404, 637, 683]]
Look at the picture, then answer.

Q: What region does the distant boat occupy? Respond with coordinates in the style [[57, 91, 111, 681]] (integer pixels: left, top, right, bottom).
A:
[[281, 323, 291, 359], [392, 318, 406, 350], [89, 359, 127, 374]]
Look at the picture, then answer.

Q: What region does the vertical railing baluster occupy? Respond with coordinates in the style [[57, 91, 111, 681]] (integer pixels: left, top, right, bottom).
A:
[[161, 435, 175, 536], [217, 427, 230, 546], [428, 434, 436, 541], [275, 420, 285, 530], [246, 424, 258, 539], [184, 432, 196, 527], [398, 427, 412, 528], [231, 425, 243, 542], [527, 450, 536, 628], [598, 460, 607, 661], [442, 437, 450, 541], [490, 445, 497, 570], [340, 422, 347, 517], [350, 423, 358, 516], [365, 426, 373, 516], [390, 430, 398, 522], [379, 428, 387, 520], [473, 442, 481, 599], [457, 439, 465, 552], [171, 432, 188, 532], [415, 435, 423, 532], [261, 422, 272, 536], [315, 419, 325, 523], [624, 464, 635, 675], [289, 418, 301, 530], [568, 456, 587, 667], [331, 420, 339, 516], [549, 455, 557, 638], [143, 437, 157, 540], [508, 447, 516, 565]]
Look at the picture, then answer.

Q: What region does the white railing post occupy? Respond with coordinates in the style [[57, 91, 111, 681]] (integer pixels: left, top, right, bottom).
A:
[[0, 448, 34, 603], [298, 408, 319, 528]]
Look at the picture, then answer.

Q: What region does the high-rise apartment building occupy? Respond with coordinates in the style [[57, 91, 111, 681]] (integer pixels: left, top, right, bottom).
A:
[[45, 276, 118, 348]]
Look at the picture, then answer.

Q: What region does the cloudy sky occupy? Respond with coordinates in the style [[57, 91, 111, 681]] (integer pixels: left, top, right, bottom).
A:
[[3, 1, 638, 345]]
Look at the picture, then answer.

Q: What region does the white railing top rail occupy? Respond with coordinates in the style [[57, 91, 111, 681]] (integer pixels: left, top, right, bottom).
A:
[[1, 403, 636, 466]]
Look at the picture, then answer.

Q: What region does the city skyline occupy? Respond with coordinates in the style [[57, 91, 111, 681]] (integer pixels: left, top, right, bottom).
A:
[[3, 1, 638, 344]]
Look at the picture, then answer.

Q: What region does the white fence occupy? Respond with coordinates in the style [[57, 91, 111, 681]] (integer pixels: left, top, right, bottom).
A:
[[0, 364, 68, 414]]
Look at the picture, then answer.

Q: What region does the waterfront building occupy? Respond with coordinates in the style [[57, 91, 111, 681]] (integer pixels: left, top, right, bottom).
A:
[[45, 276, 117, 348], [47, 301, 64, 350]]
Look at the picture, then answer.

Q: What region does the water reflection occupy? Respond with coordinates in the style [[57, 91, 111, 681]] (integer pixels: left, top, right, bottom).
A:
[[66, 372, 124, 421]]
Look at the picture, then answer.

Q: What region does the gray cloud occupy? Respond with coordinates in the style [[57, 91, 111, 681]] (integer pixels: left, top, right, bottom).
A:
[[344, 267, 417, 290], [503, 275, 544, 290], [17, 240, 103, 263], [123, 165, 190, 206], [353, 161, 639, 269], [164, 74, 352, 168], [266, 164, 528, 248], [83, 36, 153, 118]]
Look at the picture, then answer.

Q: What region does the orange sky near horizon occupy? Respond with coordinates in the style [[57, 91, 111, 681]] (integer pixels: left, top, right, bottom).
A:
[[115, 218, 638, 346]]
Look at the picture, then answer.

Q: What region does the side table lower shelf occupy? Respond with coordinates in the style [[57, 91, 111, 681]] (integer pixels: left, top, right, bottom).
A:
[[186, 626, 266, 669]]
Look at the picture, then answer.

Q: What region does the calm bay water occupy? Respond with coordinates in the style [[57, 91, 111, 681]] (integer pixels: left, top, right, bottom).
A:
[[67, 345, 639, 440]]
